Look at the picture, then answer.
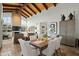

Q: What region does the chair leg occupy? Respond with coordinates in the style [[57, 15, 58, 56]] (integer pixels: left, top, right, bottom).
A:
[[53, 52, 56, 56], [20, 52, 23, 56], [54, 50, 58, 56], [54, 48, 61, 56], [59, 48, 61, 55]]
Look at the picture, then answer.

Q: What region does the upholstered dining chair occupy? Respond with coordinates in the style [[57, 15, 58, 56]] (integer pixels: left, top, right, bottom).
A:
[[30, 35, 37, 41], [18, 39, 39, 56], [54, 36, 62, 55], [55, 36, 62, 50], [42, 39, 56, 56]]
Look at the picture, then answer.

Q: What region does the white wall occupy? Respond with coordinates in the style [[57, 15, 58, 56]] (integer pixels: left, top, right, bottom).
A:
[[27, 3, 79, 36], [75, 11, 79, 38], [0, 4, 3, 48]]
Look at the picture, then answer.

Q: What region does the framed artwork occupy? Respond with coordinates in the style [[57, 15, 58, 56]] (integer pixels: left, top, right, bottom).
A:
[[48, 22, 57, 34]]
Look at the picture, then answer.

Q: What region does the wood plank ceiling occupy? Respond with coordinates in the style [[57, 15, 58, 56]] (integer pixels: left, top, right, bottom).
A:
[[3, 3, 57, 18]]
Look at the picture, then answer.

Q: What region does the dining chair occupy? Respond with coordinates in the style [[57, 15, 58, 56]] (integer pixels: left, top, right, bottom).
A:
[[30, 35, 37, 41], [18, 39, 39, 56], [21, 32, 28, 37], [55, 36, 62, 50], [54, 36, 62, 55], [42, 39, 56, 56]]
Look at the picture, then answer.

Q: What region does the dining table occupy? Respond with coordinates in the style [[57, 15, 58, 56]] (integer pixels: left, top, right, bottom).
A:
[[30, 40, 48, 56]]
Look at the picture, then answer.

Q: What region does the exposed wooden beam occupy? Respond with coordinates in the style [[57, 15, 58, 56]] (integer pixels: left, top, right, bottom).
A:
[[21, 10, 29, 17], [3, 8, 18, 10], [32, 3, 41, 12], [26, 5, 36, 14], [3, 4, 21, 7], [3, 3, 54, 18], [19, 3, 32, 17], [23, 8, 32, 16], [42, 3, 48, 10], [20, 13, 27, 18], [3, 6, 19, 10]]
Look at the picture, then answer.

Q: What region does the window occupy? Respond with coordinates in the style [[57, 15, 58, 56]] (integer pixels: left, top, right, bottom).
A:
[[3, 13, 12, 25]]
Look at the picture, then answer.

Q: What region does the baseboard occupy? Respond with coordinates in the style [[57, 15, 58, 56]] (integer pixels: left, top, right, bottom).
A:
[[61, 44, 74, 47]]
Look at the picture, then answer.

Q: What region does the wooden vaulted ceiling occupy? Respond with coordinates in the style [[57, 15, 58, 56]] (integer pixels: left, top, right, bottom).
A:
[[3, 3, 57, 18]]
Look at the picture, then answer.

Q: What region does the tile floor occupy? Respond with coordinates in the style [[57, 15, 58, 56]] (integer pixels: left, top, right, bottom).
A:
[[0, 39, 21, 56], [0, 39, 79, 56]]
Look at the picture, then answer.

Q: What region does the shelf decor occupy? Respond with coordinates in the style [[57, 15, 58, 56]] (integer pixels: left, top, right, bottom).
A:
[[61, 14, 65, 21], [68, 13, 74, 20]]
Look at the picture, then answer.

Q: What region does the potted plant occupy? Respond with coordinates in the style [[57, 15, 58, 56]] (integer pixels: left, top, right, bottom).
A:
[[43, 34, 48, 41]]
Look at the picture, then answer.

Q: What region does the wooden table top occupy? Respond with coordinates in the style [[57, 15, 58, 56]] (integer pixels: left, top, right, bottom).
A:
[[30, 40, 48, 48]]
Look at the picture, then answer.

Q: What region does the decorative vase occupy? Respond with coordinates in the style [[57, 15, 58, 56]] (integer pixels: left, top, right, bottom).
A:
[[61, 14, 65, 21], [68, 13, 73, 20]]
